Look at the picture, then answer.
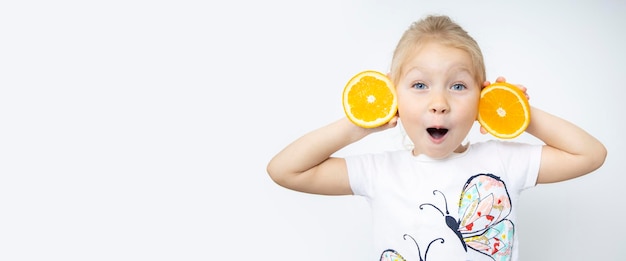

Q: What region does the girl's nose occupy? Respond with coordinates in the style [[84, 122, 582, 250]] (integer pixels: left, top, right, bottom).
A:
[[429, 92, 449, 114]]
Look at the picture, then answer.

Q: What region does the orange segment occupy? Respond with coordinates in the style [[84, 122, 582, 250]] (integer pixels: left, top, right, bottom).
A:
[[342, 70, 397, 128], [478, 82, 530, 139]]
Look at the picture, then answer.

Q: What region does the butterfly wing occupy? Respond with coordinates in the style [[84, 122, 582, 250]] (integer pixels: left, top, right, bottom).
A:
[[458, 174, 512, 237], [464, 219, 514, 261], [379, 249, 407, 261]]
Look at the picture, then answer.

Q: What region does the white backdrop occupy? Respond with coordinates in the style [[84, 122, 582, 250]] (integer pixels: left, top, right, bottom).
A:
[[1, 0, 624, 260]]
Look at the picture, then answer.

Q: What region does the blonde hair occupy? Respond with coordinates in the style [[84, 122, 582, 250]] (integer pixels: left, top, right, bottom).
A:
[[389, 15, 485, 87]]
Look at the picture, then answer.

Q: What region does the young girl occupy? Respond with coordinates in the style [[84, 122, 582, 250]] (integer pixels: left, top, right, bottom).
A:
[[266, 15, 606, 261]]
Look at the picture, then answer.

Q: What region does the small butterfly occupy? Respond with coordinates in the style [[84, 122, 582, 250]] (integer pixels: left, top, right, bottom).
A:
[[419, 173, 514, 261], [379, 234, 444, 261]]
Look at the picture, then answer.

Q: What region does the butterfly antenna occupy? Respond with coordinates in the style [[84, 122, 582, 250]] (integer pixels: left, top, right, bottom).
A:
[[418, 190, 449, 216], [423, 238, 445, 261], [432, 190, 450, 215], [418, 203, 444, 216], [403, 234, 424, 261]]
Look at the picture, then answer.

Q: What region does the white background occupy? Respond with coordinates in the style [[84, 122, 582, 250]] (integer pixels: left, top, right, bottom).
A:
[[1, 0, 624, 260]]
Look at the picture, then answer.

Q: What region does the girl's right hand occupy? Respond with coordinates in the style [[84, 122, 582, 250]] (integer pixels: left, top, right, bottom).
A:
[[353, 113, 399, 137]]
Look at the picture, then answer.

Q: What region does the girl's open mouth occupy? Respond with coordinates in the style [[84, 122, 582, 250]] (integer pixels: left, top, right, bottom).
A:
[[427, 128, 448, 140]]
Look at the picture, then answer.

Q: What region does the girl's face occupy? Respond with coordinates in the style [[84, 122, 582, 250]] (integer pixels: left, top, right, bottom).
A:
[[396, 41, 480, 159]]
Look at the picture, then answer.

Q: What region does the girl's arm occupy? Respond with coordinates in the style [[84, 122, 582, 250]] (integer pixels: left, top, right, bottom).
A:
[[267, 117, 397, 195], [526, 107, 607, 184], [484, 77, 606, 184]]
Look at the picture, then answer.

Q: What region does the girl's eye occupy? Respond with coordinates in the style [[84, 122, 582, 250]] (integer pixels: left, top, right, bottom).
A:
[[412, 82, 427, 90], [451, 83, 466, 91]]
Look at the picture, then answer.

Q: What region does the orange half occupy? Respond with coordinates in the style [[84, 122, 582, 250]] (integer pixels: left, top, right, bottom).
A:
[[478, 82, 531, 139], [342, 70, 397, 128]]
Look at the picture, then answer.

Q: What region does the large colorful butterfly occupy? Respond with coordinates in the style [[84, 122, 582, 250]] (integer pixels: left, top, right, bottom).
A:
[[419, 173, 514, 261]]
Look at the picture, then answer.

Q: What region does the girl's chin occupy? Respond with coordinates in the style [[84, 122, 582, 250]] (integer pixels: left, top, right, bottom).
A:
[[412, 149, 454, 159], [413, 142, 468, 159]]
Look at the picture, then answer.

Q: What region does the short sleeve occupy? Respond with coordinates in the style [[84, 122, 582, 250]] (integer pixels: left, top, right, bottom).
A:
[[495, 141, 543, 191], [345, 153, 376, 199]]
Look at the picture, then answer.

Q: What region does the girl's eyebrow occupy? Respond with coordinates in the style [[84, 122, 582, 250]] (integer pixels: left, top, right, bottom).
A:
[[448, 66, 475, 81], [400, 66, 425, 81], [448, 64, 473, 75], [401, 65, 474, 81]]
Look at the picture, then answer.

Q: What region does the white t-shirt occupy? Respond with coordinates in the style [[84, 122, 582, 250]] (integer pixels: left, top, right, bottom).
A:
[[346, 140, 542, 261]]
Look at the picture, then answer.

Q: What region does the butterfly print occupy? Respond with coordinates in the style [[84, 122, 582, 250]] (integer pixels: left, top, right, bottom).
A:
[[419, 173, 514, 261]]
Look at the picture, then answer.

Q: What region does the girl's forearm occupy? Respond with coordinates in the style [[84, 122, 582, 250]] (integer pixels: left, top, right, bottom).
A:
[[526, 107, 606, 183], [267, 118, 368, 182]]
